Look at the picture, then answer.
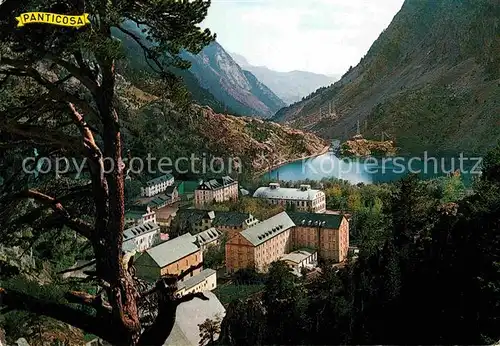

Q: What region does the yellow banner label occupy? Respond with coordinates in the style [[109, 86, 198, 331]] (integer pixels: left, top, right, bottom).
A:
[[16, 12, 90, 28]]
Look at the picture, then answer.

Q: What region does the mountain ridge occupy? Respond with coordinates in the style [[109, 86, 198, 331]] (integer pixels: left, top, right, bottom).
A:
[[273, 0, 500, 155]]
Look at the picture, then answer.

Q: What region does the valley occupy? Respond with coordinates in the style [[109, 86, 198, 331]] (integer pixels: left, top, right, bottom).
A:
[[1, 1, 500, 346]]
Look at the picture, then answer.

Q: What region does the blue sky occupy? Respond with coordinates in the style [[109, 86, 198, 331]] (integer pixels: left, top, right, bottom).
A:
[[201, 0, 405, 76]]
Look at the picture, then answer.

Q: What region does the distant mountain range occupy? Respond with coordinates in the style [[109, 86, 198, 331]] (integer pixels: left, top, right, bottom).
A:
[[231, 53, 339, 105], [181, 42, 286, 118], [274, 0, 500, 155]]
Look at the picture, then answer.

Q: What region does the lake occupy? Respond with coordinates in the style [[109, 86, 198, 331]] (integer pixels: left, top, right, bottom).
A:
[[267, 152, 481, 184]]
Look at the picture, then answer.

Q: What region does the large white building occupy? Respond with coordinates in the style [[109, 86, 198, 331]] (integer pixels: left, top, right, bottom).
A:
[[122, 222, 160, 253], [253, 183, 326, 213], [141, 174, 175, 197]]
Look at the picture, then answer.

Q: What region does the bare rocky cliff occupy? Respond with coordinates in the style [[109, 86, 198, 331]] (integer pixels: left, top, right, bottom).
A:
[[196, 106, 327, 172]]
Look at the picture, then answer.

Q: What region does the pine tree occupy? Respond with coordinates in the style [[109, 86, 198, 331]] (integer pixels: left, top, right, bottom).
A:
[[0, 0, 214, 344]]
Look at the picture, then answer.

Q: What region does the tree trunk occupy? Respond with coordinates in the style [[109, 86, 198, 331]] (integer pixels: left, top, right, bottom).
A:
[[93, 57, 141, 344]]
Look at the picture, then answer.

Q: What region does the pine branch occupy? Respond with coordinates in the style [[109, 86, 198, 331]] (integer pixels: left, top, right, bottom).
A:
[[57, 260, 96, 275], [68, 103, 103, 160], [114, 25, 166, 76], [0, 60, 100, 121], [45, 55, 99, 95], [175, 291, 209, 305], [0, 287, 116, 343], [65, 290, 112, 315], [15, 189, 93, 239], [138, 283, 208, 346], [0, 121, 84, 155]]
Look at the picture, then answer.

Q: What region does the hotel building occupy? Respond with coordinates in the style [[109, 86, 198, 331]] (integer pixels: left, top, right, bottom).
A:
[[194, 176, 238, 208], [134, 233, 218, 296], [287, 212, 349, 263], [195, 228, 223, 251], [172, 209, 258, 239], [124, 205, 156, 226], [226, 212, 295, 273], [134, 233, 203, 281], [281, 249, 318, 276], [226, 211, 349, 273], [176, 268, 217, 296]]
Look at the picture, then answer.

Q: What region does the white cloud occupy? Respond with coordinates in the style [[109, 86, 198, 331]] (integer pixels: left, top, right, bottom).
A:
[[201, 0, 404, 75]]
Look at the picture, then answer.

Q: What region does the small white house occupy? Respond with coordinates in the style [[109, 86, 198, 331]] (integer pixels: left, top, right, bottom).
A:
[[349, 246, 360, 259], [176, 268, 217, 296], [122, 222, 160, 253], [141, 174, 175, 197], [281, 249, 318, 276]]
